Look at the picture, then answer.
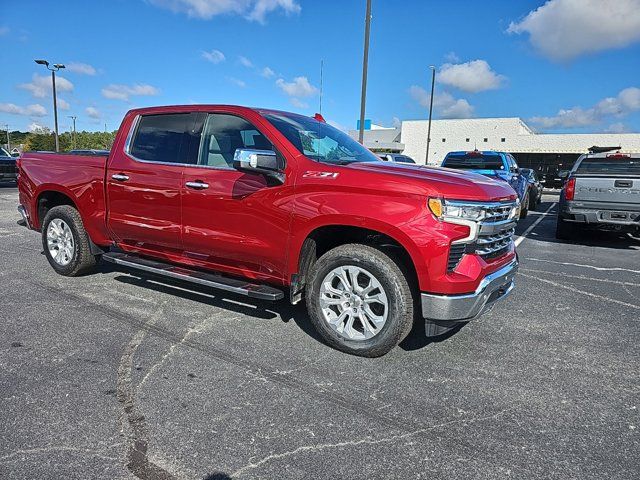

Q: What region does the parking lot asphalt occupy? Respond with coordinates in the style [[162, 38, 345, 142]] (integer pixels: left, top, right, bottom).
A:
[[1, 185, 638, 480]]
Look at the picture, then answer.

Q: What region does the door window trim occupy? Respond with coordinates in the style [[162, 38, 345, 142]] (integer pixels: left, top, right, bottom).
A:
[[124, 112, 286, 171]]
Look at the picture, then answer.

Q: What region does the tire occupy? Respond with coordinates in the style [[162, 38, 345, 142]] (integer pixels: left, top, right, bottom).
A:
[[306, 244, 415, 357], [41, 205, 98, 276], [555, 216, 575, 241], [519, 192, 529, 219], [528, 191, 538, 211]]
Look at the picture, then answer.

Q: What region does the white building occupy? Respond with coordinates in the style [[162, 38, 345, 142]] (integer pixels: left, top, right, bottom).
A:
[[351, 117, 640, 171]]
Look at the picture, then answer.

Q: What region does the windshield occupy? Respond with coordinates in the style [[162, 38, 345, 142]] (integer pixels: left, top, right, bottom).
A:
[[442, 154, 504, 170], [576, 157, 640, 174], [263, 113, 380, 165]]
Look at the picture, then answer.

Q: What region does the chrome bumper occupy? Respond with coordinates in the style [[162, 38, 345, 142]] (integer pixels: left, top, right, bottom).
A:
[[421, 258, 518, 322], [17, 205, 31, 228]]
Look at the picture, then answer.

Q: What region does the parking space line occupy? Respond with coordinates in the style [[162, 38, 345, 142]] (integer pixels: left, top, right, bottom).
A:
[[514, 202, 557, 247], [526, 258, 640, 275], [519, 273, 640, 312], [521, 268, 640, 287]]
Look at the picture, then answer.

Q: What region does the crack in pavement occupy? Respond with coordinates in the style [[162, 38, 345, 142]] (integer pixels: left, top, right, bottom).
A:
[[230, 406, 518, 477], [0, 445, 121, 464], [116, 299, 178, 480]]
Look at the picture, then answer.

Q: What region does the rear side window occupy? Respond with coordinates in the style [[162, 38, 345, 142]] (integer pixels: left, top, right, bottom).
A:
[[198, 114, 274, 169], [576, 157, 640, 174], [130, 113, 204, 164], [396, 156, 415, 164], [443, 154, 504, 170]]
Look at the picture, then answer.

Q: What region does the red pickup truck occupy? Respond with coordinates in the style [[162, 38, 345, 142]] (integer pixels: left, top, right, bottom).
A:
[[17, 105, 519, 357]]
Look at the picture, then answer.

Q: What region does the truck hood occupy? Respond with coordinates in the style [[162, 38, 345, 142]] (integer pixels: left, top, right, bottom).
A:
[[347, 162, 517, 202]]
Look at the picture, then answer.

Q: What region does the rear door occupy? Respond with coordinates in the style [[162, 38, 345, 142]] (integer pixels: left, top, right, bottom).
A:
[[106, 112, 204, 253], [180, 111, 291, 282]]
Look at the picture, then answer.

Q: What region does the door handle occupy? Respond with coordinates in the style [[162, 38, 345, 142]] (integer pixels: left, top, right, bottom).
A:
[[112, 173, 129, 182], [185, 181, 209, 190]]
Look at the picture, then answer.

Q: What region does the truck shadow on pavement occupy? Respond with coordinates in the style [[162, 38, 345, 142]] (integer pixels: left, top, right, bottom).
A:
[[102, 263, 456, 353]]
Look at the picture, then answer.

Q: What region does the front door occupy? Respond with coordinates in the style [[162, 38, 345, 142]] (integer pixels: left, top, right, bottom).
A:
[[180, 112, 291, 283], [106, 112, 204, 254]]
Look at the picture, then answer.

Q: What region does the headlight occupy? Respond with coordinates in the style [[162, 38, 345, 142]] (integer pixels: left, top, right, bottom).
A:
[[428, 198, 487, 221], [428, 198, 520, 222]]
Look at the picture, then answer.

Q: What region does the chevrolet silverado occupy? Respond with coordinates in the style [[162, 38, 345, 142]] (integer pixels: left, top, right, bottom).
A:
[[17, 105, 519, 357]]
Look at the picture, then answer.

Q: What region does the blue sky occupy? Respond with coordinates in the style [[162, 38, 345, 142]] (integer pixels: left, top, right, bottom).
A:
[[1, 0, 640, 134]]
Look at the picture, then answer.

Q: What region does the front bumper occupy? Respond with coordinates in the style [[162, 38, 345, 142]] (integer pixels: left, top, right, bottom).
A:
[[421, 258, 518, 322]]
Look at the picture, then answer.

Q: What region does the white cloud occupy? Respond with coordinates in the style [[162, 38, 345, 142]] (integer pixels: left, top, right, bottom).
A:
[[530, 87, 640, 129], [261, 67, 275, 78], [28, 122, 49, 133], [392, 116, 401, 128], [86, 107, 101, 119], [227, 77, 247, 88], [238, 56, 253, 68], [202, 49, 225, 64], [289, 97, 308, 109], [58, 98, 70, 111], [0, 103, 47, 117], [606, 122, 628, 133], [408, 85, 474, 119], [438, 60, 505, 93], [276, 76, 318, 98], [19, 74, 74, 98], [508, 0, 640, 61], [149, 0, 300, 23], [444, 52, 459, 63], [66, 62, 97, 75], [102, 83, 160, 101]]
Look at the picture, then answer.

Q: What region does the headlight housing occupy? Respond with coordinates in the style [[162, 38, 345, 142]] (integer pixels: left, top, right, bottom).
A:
[[428, 198, 520, 222]]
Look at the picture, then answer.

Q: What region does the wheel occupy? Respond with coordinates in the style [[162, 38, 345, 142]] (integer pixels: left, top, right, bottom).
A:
[[555, 216, 575, 240], [306, 244, 415, 357], [528, 191, 538, 211], [42, 205, 98, 276], [519, 192, 529, 219]]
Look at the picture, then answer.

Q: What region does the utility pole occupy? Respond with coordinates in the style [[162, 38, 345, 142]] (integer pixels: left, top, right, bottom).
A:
[[35, 59, 65, 152], [425, 66, 436, 165], [4, 124, 10, 151], [68, 116, 77, 149], [358, 0, 372, 144]]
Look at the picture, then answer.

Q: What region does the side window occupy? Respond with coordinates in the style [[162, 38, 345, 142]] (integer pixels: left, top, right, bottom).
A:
[[130, 113, 204, 164], [199, 114, 274, 169], [508, 154, 519, 172]]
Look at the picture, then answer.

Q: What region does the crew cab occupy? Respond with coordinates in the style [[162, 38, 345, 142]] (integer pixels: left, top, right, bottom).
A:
[[557, 150, 640, 240], [441, 150, 530, 218], [17, 105, 519, 357]]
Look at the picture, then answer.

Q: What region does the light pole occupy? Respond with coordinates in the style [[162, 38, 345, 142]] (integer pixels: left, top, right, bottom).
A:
[[68, 116, 77, 149], [425, 66, 436, 165], [358, 0, 372, 144], [35, 59, 65, 152], [4, 124, 10, 152]]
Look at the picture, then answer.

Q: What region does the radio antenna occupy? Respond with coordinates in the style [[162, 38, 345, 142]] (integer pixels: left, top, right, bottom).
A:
[[319, 59, 324, 115]]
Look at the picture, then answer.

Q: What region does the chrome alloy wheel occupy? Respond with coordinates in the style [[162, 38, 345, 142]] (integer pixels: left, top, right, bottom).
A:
[[46, 218, 75, 266], [319, 265, 389, 341]]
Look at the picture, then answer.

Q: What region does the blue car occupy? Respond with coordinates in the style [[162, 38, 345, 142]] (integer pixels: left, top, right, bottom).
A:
[[441, 150, 531, 218]]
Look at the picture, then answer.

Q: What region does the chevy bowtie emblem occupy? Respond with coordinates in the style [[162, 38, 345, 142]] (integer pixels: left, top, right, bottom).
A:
[[303, 171, 339, 179]]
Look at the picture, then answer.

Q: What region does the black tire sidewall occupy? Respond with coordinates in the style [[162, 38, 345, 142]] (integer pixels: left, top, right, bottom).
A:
[[42, 207, 86, 276], [306, 246, 413, 357]]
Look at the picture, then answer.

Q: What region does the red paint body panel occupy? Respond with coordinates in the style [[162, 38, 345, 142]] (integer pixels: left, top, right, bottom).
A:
[[18, 104, 517, 295]]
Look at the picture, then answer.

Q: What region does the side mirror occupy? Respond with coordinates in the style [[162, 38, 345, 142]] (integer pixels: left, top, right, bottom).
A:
[[558, 171, 569, 179], [233, 148, 284, 183]]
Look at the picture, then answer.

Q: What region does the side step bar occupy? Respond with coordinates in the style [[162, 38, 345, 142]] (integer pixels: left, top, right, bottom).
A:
[[102, 252, 284, 301]]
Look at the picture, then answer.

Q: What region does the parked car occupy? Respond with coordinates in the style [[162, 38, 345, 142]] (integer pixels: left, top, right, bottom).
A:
[[441, 150, 530, 218], [378, 153, 416, 164], [556, 151, 640, 240], [17, 105, 519, 357], [0, 150, 17, 185], [519, 168, 543, 210]]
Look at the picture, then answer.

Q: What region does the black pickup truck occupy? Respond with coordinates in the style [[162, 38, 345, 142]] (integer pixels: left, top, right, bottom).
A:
[[0, 150, 18, 184], [557, 151, 640, 240]]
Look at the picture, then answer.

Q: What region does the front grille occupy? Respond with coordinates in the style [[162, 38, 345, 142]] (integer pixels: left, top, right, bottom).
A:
[[0, 163, 16, 174], [475, 227, 515, 258], [447, 201, 517, 272], [483, 203, 514, 223]]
